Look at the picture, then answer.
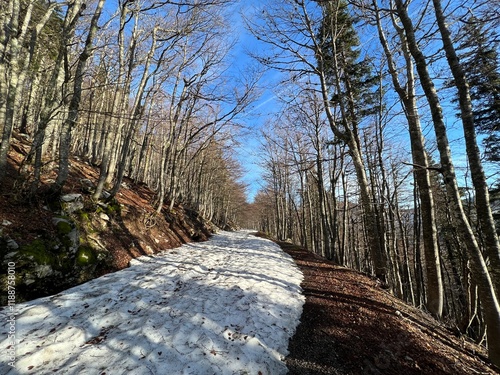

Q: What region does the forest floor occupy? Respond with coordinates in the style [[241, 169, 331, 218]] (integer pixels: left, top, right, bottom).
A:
[[2, 133, 500, 374], [269, 237, 500, 375], [0, 132, 215, 303]]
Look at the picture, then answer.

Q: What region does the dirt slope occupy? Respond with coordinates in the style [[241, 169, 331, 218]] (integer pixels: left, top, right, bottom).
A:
[[0, 133, 216, 304], [273, 239, 499, 375]]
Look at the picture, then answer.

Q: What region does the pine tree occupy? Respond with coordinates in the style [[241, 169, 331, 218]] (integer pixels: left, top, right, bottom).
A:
[[317, 0, 379, 128], [457, 16, 500, 163], [315, 0, 387, 283]]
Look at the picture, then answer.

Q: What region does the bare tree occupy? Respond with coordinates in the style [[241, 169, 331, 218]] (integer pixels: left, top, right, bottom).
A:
[[392, 0, 500, 364], [432, 0, 500, 297], [245, 0, 388, 283], [51, 0, 106, 194], [361, 0, 444, 318], [0, 0, 60, 181]]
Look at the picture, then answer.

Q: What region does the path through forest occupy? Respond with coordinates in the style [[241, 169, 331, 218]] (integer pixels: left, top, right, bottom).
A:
[[0, 231, 304, 374], [279, 240, 499, 375]]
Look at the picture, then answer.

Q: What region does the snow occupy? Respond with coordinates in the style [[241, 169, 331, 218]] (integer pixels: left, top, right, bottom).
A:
[[1, 231, 305, 374]]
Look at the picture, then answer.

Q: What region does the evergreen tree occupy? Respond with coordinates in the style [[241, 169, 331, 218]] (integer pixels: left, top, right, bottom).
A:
[[317, 0, 379, 128], [314, 0, 387, 283], [457, 16, 500, 163]]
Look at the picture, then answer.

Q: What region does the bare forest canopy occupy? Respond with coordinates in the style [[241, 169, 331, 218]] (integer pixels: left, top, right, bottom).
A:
[[1, 0, 500, 368], [0, 0, 256, 229]]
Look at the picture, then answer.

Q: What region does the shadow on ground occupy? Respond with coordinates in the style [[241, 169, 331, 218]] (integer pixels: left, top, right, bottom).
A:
[[269, 238, 499, 375]]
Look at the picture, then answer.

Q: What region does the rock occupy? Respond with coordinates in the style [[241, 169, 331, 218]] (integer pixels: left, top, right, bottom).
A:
[[6, 238, 19, 250], [53, 217, 79, 253], [61, 193, 82, 202], [0, 233, 19, 251], [4, 251, 17, 260], [80, 179, 95, 194], [2, 220, 12, 226], [18, 239, 54, 264], [76, 246, 97, 266], [143, 244, 154, 255], [60, 194, 84, 214], [34, 264, 54, 278], [99, 212, 110, 221]]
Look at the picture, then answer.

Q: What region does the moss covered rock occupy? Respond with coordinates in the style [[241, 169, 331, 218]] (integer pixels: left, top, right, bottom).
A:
[[53, 217, 79, 253], [76, 245, 97, 266], [19, 239, 55, 265], [104, 199, 122, 216], [56, 219, 73, 236], [60, 193, 84, 214], [0, 213, 105, 305]]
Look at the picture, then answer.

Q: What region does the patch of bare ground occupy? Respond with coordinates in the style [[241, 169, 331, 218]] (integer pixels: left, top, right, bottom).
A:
[[63, 155, 214, 271], [0, 133, 215, 301], [254, 234, 499, 375]]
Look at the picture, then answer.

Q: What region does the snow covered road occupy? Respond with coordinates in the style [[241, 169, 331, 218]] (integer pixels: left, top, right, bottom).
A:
[[1, 231, 305, 374]]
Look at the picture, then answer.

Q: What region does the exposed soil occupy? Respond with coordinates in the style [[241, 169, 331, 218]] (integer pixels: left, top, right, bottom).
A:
[[0, 133, 215, 302], [274, 239, 500, 375], [3, 133, 499, 374]]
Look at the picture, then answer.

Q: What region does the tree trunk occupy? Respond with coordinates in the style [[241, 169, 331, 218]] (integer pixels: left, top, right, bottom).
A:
[[107, 26, 157, 201], [431, 0, 500, 299], [0, 0, 23, 180], [394, 0, 500, 364], [53, 0, 105, 194], [373, 0, 444, 317], [0, 0, 34, 180]]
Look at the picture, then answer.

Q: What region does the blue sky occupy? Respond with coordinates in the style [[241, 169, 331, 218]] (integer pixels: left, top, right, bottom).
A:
[[99, 0, 496, 202], [225, 0, 482, 201], [226, 0, 499, 202], [225, 1, 282, 202], [99, 0, 276, 202]]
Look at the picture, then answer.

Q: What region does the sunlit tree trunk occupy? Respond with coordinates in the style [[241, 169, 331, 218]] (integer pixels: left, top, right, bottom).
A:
[[431, 0, 500, 298], [94, 5, 136, 200], [53, 0, 105, 194], [0, 0, 24, 180], [26, 2, 81, 193], [372, 0, 443, 318], [394, 0, 500, 364], [107, 26, 158, 201]]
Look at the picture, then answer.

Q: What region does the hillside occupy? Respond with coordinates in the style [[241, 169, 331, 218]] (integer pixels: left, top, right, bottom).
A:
[[0, 133, 217, 305], [274, 239, 500, 375], [1, 133, 499, 374]]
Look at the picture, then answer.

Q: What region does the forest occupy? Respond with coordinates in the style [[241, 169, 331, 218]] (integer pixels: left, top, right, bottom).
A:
[[1, 0, 500, 368]]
